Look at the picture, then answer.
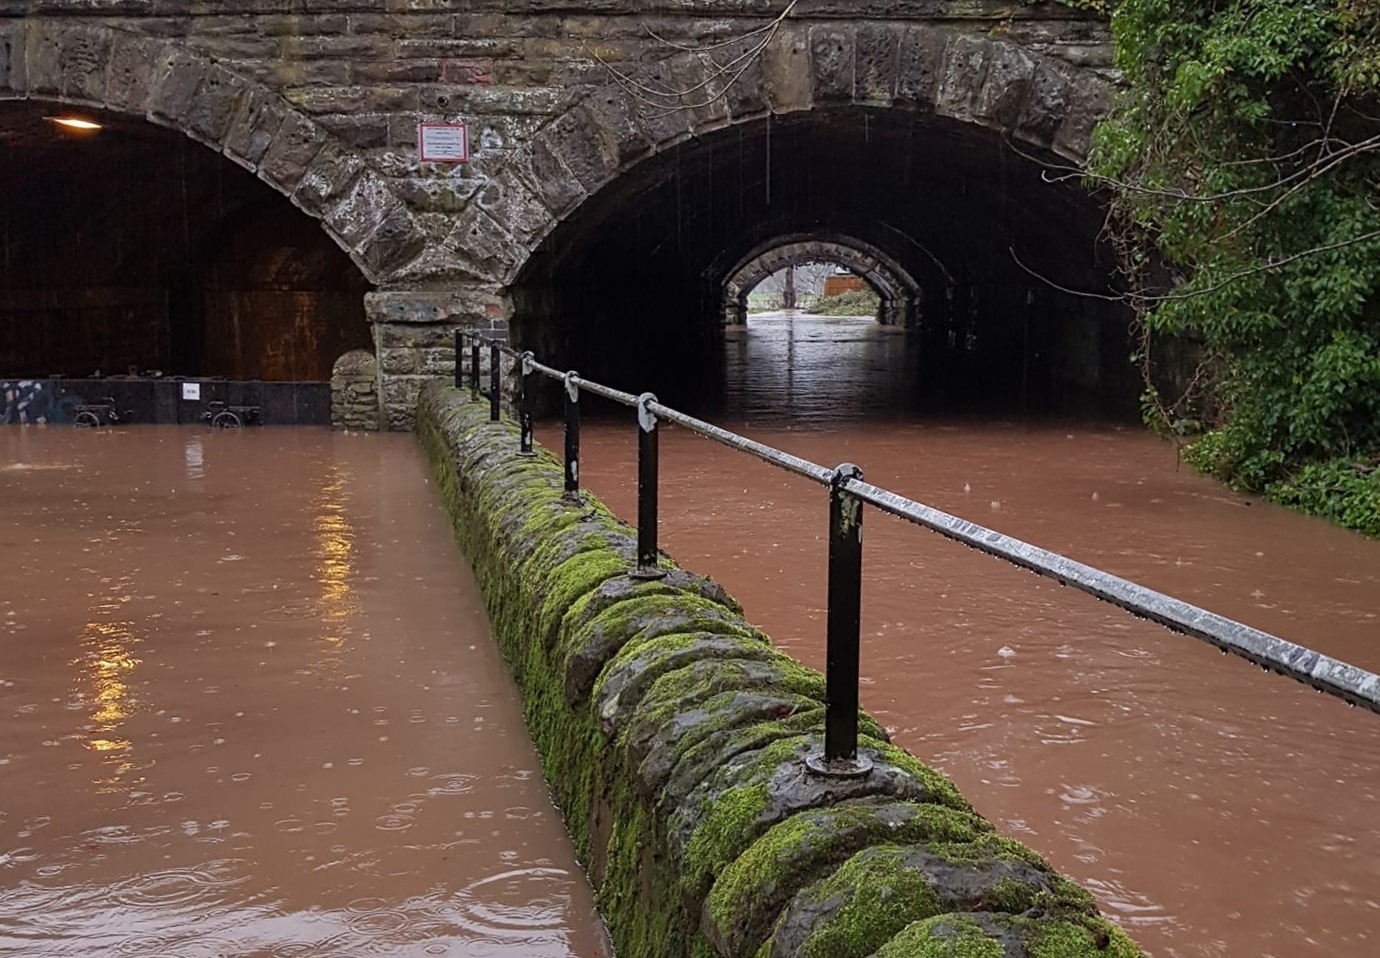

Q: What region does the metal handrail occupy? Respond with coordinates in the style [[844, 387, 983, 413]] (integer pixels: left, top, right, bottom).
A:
[[453, 329, 1380, 774]]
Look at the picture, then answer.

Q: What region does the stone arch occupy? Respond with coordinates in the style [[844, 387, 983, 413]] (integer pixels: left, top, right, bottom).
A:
[[720, 234, 922, 327], [463, 23, 1113, 287], [0, 19, 424, 284]]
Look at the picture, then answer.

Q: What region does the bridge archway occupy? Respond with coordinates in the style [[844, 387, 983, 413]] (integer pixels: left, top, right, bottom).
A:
[[0, 23, 424, 382], [720, 235, 921, 327], [502, 26, 1134, 415]]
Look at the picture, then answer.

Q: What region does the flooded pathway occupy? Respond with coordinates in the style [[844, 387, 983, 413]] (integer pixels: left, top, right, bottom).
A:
[[0, 427, 609, 958], [544, 313, 1380, 958]]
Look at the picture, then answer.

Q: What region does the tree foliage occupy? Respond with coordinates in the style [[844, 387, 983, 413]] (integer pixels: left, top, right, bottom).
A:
[[1088, 0, 1380, 536]]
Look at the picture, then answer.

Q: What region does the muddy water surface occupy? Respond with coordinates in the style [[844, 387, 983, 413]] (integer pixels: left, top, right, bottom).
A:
[[545, 313, 1380, 958], [0, 427, 609, 958]]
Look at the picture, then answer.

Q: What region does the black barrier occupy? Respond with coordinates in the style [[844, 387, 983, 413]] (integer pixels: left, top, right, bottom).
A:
[[455, 330, 1380, 772]]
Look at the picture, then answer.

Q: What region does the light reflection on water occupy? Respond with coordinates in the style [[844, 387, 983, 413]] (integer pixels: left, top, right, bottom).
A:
[[0, 427, 609, 958]]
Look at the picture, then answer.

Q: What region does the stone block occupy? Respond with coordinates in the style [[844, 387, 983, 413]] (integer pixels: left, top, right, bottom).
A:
[[394, 172, 483, 213], [186, 35, 282, 63], [375, 322, 461, 349], [21, 21, 62, 96], [326, 169, 400, 247], [366, 287, 508, 327], [105, 32, 165, 113], [762, 23, 812, 115], [0, 21, 26, 95], [854, 24, 898, 106], [810, 24, 855, 103], [147, 48, 207, 124], [280, 34, 368, 63], [357, 205, 428, 280], [316, 113, 391, 149], [380, 375, 425, 430], [511, 138, 586, 220], [418, 346, 458, 376], [294, 141, 366, 215], [60, 25, 112, 103], [1015, 62, 1071, 149], [894, 25, 949, 110], [1054, 72, 1112, 161], [544, 106, 618, 196], [583, 85, 651, 166], [625, 57, 694, 147], [721, 37, 769, 120], [351, 57, 443, 84], [223, 86, 287, 169], [476, 167, 554, 248], [444, 206, 524, 283], [185, 64, 249, 145], [378, 346, 419, 375], [287, 84, 419, 115], [972, 42, 1037, 131], [261, 14, 351, 37], [934, 34, 988, 122], [259, 110, 328, 191], [671, 51, 730, 133]]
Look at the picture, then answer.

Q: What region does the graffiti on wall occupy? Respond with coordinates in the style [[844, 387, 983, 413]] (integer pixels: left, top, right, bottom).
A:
[[1, 381, 84, 424]]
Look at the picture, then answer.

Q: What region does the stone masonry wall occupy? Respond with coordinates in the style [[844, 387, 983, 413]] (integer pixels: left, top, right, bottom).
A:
[[1, 2, 1116, 428], [415, 380, 1146, 958], [330, 348, 380, 429]]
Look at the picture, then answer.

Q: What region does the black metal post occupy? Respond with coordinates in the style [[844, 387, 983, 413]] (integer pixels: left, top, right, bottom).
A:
[[518, 352, 535, 456], [563, 372, 581, 501], [632, 393, 666, 580], [454, 330, 464, 390], [488, 342, 501, 422], [469, 341, 480, 401], [808, 463, 871, 777]]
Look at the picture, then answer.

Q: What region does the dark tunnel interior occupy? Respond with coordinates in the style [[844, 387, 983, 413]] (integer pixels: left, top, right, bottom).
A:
[[0, 100, 371, 382], [512, 108, 1140, 419]]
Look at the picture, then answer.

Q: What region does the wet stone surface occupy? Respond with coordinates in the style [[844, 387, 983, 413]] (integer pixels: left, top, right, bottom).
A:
[[0, 426, 610, 958]]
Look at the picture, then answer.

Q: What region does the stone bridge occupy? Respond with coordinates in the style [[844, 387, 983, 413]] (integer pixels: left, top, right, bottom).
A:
[[0, 1, 1124, 427]]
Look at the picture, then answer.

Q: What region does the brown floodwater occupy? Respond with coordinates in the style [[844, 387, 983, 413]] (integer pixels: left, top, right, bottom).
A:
[[542, 313, 1380, 958], [0, 426, 609, 957]]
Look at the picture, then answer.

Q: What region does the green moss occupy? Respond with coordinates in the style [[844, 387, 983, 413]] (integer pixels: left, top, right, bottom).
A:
[[875, 915, 1005, 958], [414, 387, 1145, 958], [704, 802, 992, 956], [793, 845, 945, 958], [560, 590, 746, 657], [595, 629, 773, 704], [635, 654, 826, 721], [682, 780, 771, 895], [922, 835, 1094, 916], [860, 738, 973, 814], [1026, 916, 1144, 958], [533, 547, 631, 647], [874, 912, 1146, 958]]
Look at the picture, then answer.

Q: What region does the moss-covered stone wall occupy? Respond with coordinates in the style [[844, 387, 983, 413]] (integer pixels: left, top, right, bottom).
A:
[[415, 381, 1147, 958]]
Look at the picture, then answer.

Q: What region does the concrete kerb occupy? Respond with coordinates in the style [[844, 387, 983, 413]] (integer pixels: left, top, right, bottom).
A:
[[415, 382, 1147, 958]]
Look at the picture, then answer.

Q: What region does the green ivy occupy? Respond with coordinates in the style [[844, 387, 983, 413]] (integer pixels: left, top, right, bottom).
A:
[[1088, 0, 1380, 536]]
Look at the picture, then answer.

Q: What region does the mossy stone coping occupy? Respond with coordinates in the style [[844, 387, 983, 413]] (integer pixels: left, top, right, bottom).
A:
[[415, 382, 1147, 958]]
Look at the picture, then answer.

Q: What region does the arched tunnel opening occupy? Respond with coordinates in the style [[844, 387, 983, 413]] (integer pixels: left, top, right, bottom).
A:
[[0, 100, 371, 385], [725, 237, 916, 326], [512, 107, 1139, 420]]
